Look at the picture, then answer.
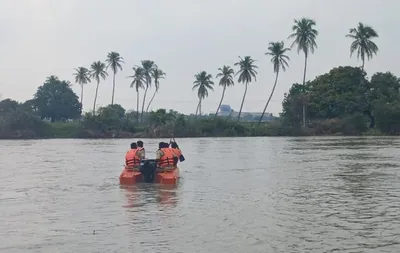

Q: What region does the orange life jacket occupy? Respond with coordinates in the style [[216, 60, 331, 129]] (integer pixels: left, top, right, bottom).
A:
[[125, 149, 141, 167], [158, 148, 175, 167]]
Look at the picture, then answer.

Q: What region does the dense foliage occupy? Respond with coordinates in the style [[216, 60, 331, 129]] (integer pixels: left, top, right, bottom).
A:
[[34, 76, 82, 122], [281, 67, 400, 135], [1, 65, 399, 139]]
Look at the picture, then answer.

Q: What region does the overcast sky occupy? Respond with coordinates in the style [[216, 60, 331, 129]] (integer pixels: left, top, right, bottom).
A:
[[0, 0, 398, 115]]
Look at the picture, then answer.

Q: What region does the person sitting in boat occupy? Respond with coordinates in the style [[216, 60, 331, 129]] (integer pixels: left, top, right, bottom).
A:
[[136, 140, 145, 159], [170, 142, 185, 165], [125, 142, 141, 170], [156, 142, 177, 170]]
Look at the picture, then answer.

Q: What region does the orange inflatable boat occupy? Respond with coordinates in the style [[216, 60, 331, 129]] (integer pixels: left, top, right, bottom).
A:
[[119, 159, 180, 185]]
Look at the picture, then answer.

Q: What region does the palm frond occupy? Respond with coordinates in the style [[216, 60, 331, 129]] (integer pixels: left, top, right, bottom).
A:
[[346, 22, 379, 64]]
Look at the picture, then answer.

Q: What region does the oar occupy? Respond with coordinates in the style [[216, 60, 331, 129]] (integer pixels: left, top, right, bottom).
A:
[[170, 133, 185, 162]]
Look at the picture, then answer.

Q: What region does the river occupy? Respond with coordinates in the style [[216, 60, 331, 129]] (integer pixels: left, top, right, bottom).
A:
[[1, 137, 400, 252]]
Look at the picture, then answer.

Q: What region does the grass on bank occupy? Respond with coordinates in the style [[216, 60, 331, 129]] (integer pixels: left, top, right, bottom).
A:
[[40, 115, 386, 139]]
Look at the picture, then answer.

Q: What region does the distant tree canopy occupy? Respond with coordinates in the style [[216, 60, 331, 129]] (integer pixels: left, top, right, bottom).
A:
[[281, 66, 400, 133], [2, 63, 400, 139], [34, 76, 82, 122], [0, 98, 19, 114]]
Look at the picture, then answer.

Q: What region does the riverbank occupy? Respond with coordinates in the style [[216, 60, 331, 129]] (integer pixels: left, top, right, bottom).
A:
[[0, 119, 390, 140]]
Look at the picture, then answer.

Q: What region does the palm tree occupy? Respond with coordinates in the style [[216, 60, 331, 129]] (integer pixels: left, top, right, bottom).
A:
[[140, 60, 156, 122], [127, 67, 146, 122], [192, 71, 214, 116], [73, 67, 91, 106], [146, 68, 166, 113], [89, 61, 108, 115], [234, 56, 258, 121], [106, 52, 124, 105], [259, 41, 290, 124], [346, 22, 379, 71], [288, 17, 318, 127], [214, 66, 234, 118]]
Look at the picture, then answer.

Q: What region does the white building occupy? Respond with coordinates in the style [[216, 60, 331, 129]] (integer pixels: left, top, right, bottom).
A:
[[214, 104, 274, 121]]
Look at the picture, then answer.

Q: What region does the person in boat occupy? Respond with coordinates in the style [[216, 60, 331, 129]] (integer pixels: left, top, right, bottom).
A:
[[170, 141, 185, 164], [156, 142, 177, 171], [125, 142, 141, 170], [136, 140, 145, 159]]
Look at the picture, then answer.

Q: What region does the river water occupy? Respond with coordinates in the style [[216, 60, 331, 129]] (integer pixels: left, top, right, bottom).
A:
[[1, 137, 400, 252]]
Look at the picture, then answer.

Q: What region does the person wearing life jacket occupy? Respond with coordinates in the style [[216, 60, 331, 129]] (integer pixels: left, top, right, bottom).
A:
[[136, 140, 145, 159], [125, 142, 141, 170], [170, 141, 185, 165], [156, 142, 177, 170]]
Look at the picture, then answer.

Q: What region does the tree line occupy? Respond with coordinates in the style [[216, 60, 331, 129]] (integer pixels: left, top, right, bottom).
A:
[[2, 17, 397, 139], [72, 18, 379, 127]]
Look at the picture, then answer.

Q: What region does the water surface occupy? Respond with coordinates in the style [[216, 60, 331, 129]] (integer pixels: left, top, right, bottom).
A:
[[1, 137, 400, 252]]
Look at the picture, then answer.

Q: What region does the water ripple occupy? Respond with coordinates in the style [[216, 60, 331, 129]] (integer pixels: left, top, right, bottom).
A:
[[0, 137, 400, 252]]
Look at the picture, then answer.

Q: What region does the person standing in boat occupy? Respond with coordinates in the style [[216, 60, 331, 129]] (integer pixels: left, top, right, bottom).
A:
[[125, 142, 141, 170], [136, 140, 145, 159], [156, 142, 177, 170]]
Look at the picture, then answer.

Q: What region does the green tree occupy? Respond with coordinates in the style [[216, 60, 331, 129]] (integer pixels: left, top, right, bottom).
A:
[[215, 65, 234, 118], [307, 66, 368, 119], [234, 56, 258, 121], [369, 72, 400, 132], [148, 109, 176, 128], [281, 83, 307, 126], [127, 66, 146, 122], [192, 71, 214, 116], [0, 98, 19, 114], [259, 41, 290, 124], [33, 76, 81, 122], [140, 60, 156, 122], [20, 99, 37, 113], [89, 61, 108, 115], [146, 68, 166, 113], [97, 104, 126, 130], [288, 18, 318, 127], [106, 51, 124, 105], [281, 66, 370, 129], [346, 22, 379, 71], [73, 67, 91, 106], [0, 102, 47, 139]]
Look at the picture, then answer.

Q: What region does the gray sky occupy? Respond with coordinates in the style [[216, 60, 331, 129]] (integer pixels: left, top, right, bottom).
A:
[[0, 0, 398, 116]]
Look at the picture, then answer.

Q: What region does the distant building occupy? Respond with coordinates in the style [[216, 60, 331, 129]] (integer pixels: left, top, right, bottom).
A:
[[218, 104, 233, 116], [214, 104, 275, 122]]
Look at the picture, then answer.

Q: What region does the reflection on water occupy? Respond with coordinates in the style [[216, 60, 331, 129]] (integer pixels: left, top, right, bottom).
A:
[[120, 183, 179, 209], [0, 137, 400, 252]]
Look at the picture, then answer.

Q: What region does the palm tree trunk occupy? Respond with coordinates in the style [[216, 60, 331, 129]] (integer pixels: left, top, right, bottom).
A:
[[259, 71, 279, 125], [111, 73, 116, 105], [215, 86, 226, 118], [195, 99, 200, 116], [141, 85, 149, 122], [136, 90, 140, 122], [361, 59, 365, 71], [237, 82, 248, 121], [80, 85, 84, 106], [199, 99, 202, 116], [146, 89, 157, 113], [302, 54, 308, 127], [93, 80, 100, 116]]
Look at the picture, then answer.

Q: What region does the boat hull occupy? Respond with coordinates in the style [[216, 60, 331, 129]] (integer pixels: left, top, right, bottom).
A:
[[119, 167, 180, 185]]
